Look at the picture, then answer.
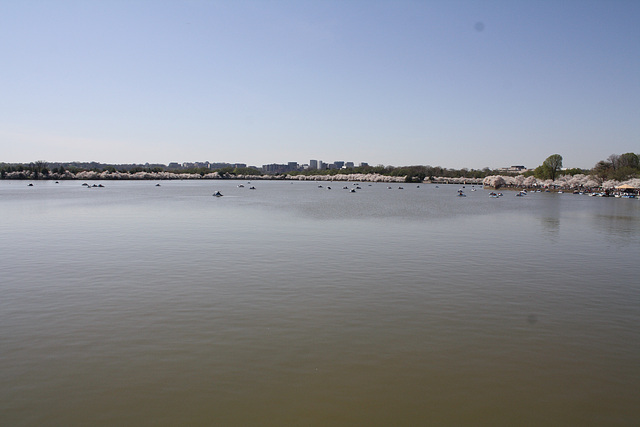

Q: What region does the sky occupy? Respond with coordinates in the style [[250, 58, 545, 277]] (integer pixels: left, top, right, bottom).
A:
[[1, 0, 638, 170]]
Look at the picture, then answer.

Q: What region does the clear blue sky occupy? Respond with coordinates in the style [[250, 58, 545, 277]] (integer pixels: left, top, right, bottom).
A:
[[1, 0, 638, 169]]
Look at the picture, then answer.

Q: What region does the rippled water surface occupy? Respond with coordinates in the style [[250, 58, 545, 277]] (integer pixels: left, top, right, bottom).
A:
[[1, 180, 639, 426]]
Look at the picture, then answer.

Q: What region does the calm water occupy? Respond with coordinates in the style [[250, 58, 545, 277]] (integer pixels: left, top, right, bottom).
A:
[[1, 180, 639, 426]]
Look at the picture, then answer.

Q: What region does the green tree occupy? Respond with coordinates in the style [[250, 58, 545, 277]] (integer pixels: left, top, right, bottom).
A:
[[590, 153, 639, 181], [608, 154, 620, 170], [217, 166, 234, 175], [234, 167, 262, 175], [611, 166, 638, 181], [618, 152, 639, 169], [533, 165, 549, 180], [592, 160, 612, 181], [542, 154, 563, 181], [30, 160, 49, 179]]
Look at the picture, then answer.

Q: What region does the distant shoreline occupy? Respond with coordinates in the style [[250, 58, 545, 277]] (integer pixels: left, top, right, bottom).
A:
[[4, 171, 639, 194], [2, 172, 485, 185]]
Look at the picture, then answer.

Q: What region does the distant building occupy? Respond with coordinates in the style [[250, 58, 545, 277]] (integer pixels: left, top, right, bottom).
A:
[[497, 165, 527, 173], [181, 161, 211, 169], [359, 162, 369, 167], [262, 163, 298, 174], [333, 161, 345, 169], [345, 162, 355, 168], [309, 160, 318, 169], [210, 162, 233, 169], [263, 163, 283, 173]]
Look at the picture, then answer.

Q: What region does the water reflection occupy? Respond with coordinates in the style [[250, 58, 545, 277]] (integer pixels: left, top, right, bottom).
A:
[[541, 216, 560, 236], [595, 211, 640, 246]]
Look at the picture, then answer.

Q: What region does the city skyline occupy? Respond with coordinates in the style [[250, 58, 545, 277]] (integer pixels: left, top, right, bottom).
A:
[[3, 158, 531, 171], [1, 1, 638, 170]]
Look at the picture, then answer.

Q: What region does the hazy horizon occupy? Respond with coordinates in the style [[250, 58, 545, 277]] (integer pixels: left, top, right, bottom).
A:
[[0, 157, 596, 171]]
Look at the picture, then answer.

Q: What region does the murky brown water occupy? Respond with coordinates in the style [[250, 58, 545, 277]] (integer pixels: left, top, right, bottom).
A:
[[2, 180, 639, 425]]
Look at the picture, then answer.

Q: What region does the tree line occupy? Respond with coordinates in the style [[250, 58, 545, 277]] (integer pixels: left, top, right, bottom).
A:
[[2, 153, 638, 182], [524, 153, 639, 182], [0, 161, 505, 182]]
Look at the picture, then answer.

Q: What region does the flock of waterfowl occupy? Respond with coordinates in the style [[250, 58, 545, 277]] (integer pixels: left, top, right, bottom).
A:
[[212, 182, 452, 197], [213, 182, 638, 199], [215, 182, 637, 200], [212, 182, 256, 196], [23, 181, 637, 200]]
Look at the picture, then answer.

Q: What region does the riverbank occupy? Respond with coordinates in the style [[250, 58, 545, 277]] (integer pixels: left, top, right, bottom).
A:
[[2, 170, 432, 183], [482, 174, 640, 195], [4, 170, 638, 195]]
